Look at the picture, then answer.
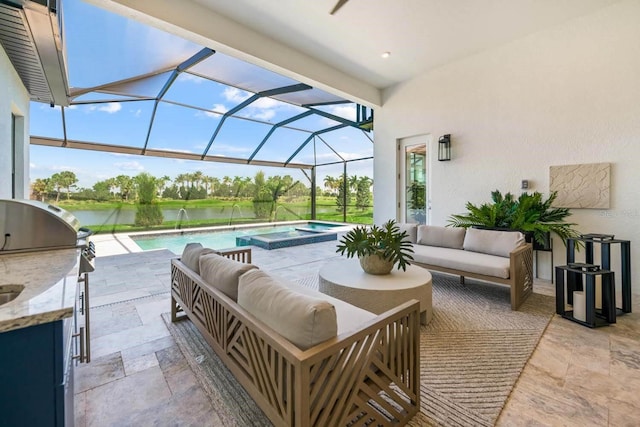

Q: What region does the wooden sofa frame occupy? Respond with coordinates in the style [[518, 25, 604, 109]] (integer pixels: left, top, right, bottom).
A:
[[171, 247, 421, 427], [412, 243, 534, 310]]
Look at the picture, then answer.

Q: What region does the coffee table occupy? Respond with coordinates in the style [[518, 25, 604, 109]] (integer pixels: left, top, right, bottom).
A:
[[319, 258, 432, 325]]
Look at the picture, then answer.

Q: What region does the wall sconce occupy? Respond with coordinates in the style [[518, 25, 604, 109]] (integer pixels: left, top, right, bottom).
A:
[[438, 134, 451, 161]]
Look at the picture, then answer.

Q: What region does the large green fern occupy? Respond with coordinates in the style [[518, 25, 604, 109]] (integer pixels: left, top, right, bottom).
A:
[[447, 190, 580, 247]]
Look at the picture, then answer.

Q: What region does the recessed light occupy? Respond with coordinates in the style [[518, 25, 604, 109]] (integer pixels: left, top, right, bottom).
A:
[[381, 51, 391, 59]]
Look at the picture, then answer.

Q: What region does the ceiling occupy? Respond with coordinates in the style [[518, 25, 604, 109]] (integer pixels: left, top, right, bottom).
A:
[[189, 0, 620, 89], [87, 0, 621, 106]]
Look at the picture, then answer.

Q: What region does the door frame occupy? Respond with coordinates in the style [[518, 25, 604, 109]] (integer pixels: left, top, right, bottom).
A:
[[397, 134, 431, 224]]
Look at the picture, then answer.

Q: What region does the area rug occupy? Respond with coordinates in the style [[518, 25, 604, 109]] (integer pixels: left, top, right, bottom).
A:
[[162, 272, 555, 426]]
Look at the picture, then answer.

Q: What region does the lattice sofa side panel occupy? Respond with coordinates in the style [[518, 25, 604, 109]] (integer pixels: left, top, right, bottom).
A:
[[302, 302, 421, 427], [510, 243, 534, 310]]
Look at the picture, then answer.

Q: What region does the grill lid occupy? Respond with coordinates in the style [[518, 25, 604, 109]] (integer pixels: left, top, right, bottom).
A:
[[0, 199, 81, 253]]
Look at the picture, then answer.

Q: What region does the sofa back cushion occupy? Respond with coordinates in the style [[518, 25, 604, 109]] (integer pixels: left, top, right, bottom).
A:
[[417, 225, 466, 249], [396, 223, 418, 244], [238, 269, 337, 350], [181, 243, 216, 274], [463, 227, 525, 258], [199, 253, 258, 301]]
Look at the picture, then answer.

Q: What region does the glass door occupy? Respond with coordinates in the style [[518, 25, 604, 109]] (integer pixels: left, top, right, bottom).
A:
[[399, 136, 428, 224]]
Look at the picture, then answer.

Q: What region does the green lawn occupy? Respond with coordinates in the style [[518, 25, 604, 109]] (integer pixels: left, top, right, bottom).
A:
[[53, 197, 372, 234]]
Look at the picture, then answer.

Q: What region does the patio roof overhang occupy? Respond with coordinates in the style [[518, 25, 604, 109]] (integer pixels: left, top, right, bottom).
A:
[[0, 0, 70, 105]]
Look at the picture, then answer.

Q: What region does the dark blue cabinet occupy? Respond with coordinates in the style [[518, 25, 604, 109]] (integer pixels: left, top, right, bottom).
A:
[[0, 320, 71, 426]]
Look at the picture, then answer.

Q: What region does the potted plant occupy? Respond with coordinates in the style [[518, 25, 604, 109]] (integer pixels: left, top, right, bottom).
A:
[[447, 190, 580, 248], [336, 219, 414, 274]]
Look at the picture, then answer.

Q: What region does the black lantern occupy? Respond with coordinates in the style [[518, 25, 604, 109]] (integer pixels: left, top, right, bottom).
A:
[[438, 134, 451, 161]]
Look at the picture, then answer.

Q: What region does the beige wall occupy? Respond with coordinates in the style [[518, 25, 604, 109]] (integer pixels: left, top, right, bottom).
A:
[[0, 45, 30, 199], [375, 0, 640, 284]]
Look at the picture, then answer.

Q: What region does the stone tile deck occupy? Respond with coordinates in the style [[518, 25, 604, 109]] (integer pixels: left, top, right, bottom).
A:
[[75, 234, 640, 426]]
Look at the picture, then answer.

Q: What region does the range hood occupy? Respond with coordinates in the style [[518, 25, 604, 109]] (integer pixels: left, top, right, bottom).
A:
[[0, 0, 69, 106]]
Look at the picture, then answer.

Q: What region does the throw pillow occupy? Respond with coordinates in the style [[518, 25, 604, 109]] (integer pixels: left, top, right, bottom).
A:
[[417, 225, 466, 249], [396, 223, 418, 244], [199, 252, 258, 301], [463, 227, 525, 258], [238, 269, 337, 350], [181, 242, 216, 274]]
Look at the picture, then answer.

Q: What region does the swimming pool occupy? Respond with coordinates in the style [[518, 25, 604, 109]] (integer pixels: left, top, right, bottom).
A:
[[131, 221, 346, 254]]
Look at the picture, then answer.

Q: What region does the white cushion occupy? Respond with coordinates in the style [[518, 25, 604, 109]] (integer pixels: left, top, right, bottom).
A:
[[181, 243, 216, 274], [276, 277, 376, 336], [238, 270, 338, 350], [396, 223, 418, 244], [199, 253, 258, 301], [411, 245, 511, 279], [417, 225, 466, 249], [462, 228, 525, 258]]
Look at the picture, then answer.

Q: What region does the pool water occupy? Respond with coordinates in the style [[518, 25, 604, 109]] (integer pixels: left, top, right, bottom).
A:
[[131, 222, 344, 254], [296, 222, 342, 232]]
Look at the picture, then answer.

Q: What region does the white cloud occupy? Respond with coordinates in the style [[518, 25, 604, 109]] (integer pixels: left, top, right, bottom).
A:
[[252, 97, 279, 109], [177, 73, 204, 84], [329, 105, 357, 121], [114, 161, 144, 171], [132, 109, 142, 117], [252, 109, 276, 121], [109, 153, 137, 158], [98, 102, 122, 114], [223, 87, 251, 103], [202, 104, 227, 119]]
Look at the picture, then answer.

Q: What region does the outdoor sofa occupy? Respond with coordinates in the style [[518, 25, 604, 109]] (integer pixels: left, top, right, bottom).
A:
[[170, 244, 421, 427], [398, 224, 534, 310]]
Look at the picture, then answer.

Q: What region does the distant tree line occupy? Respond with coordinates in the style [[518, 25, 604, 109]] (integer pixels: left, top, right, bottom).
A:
[[30, 170, 373, 215]]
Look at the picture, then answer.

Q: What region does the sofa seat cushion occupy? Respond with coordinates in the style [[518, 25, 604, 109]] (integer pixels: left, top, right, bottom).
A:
[[238, 270, 339, 350], [199, 253, 258, 301], [277, 278, 377, 336], [411, 245, 511, 279], [181, 243, 216, 274]]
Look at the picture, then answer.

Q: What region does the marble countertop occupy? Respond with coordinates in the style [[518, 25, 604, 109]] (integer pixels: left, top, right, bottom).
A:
[[0, 248, 79, 333]]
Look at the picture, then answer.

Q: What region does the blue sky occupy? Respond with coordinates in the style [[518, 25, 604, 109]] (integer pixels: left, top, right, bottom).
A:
[[29, 0, 373, 189]]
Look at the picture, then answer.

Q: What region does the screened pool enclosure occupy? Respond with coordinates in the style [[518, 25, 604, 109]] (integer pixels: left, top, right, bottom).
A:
[[17, 0, 375, 229]]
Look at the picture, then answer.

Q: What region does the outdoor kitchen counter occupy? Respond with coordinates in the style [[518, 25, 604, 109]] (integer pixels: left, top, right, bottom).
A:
[[0, 248, 79, 333]]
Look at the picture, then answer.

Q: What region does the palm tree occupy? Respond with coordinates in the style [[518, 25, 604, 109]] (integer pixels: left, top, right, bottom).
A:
[[192, 170, 204, 189], [210, 177, 220, 196], [348, 174, 359, 193], [114, 175, 134, 201], [157, 175, 171, 196], [222, 176, 232, 197], [323, 176, 337, 194]]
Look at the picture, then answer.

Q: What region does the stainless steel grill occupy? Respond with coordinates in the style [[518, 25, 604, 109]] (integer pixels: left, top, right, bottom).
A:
[[0, 199, 94, 364], [0, 199, 95, 272]]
